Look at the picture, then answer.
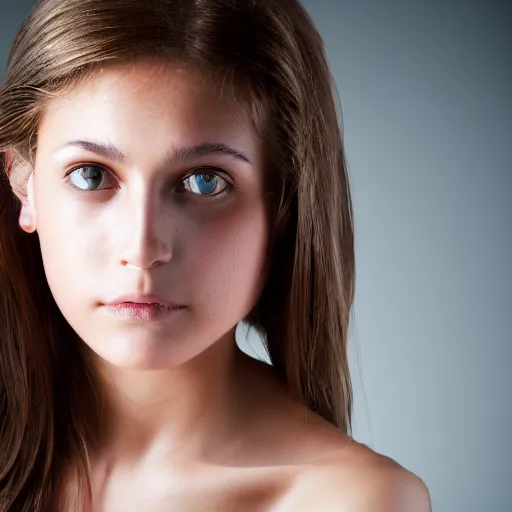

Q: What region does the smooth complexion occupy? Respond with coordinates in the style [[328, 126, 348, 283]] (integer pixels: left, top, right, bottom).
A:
[[21, 60, 276, 473]]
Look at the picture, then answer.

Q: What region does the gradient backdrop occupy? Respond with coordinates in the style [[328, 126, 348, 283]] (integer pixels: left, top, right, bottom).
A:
[[1, 1, 510, 511]]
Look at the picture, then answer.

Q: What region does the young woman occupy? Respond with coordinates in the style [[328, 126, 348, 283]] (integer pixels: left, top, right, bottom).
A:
[[0, 0, 431, 510]]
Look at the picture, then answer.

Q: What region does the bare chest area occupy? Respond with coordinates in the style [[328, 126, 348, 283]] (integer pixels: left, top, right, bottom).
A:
[[89, 464, 296, 512]]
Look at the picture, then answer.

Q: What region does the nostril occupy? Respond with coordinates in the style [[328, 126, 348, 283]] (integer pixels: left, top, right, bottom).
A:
[[121, 259, 167, 270]]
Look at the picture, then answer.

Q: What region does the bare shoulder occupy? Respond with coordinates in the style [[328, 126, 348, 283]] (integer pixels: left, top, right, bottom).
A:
[[274, 440, 432, 512], [240, 359, 431, 511], [317, 444, 432, 512]]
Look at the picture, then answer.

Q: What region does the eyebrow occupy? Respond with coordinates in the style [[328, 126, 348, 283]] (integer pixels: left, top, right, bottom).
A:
[[55, 139, 252, 165]]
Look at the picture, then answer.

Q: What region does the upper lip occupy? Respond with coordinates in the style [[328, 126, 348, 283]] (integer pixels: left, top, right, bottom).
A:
[[105, 294, 184, 307]]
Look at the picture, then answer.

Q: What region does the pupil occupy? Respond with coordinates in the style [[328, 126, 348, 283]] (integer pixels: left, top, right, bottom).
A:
[[196, 173, 216, 194], [72, 166, 103, 190], [84, 168, 100, 179]]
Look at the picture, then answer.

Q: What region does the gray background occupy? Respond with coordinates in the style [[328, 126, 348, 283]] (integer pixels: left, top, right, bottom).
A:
[[1, 1, 510, 511]]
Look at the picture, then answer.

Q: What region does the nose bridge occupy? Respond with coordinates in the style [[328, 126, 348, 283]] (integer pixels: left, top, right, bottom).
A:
[[120, 181, 172, 269]]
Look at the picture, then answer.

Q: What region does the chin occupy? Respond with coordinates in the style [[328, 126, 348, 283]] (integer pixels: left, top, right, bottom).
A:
[[88, 337, 189, 371]]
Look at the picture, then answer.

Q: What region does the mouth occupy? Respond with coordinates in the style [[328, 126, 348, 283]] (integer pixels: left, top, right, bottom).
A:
[[105, 293, 184, 307], [104, 302, 187, 322], [122, 301, 180, 307]]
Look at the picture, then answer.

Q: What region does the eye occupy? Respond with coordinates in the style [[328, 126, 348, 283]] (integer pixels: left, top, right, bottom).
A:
[[66, 165, 116, 191], [65, 165, 233, 197], [178, 169, 232, 198]]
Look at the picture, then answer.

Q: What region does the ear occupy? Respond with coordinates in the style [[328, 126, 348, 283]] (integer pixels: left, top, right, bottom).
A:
[[19, 174, 37, 233], [5, 150, 37, 233]]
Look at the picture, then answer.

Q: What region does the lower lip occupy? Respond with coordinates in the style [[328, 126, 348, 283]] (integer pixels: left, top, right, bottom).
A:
[[105, 303, 187, 322]]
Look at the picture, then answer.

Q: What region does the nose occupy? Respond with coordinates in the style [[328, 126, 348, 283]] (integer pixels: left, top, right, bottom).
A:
[[118, 186, 173, 271]]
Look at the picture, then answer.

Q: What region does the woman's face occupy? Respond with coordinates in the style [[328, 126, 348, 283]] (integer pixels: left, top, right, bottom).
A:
[[26, 61, 269, 369]]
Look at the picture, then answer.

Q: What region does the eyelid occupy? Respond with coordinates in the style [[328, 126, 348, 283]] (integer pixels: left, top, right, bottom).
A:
[[65, 163, 116, 180], [182, 167, 232, 184]]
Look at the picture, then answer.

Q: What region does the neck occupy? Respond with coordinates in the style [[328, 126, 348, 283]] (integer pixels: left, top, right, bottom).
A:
[[88, 327, 254, 469]]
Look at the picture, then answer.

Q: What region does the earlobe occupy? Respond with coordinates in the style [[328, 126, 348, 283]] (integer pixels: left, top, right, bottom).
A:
[[18, 174, 37, 234], [19, 204, 36, 233]]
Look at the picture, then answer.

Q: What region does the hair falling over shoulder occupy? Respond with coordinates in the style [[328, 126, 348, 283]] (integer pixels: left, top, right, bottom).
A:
[[0, 0, 356, 509]]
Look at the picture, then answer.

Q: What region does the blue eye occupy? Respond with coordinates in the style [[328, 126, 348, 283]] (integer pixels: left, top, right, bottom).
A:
[[67, 165, 114, 191], [181, 171, 230, 197]]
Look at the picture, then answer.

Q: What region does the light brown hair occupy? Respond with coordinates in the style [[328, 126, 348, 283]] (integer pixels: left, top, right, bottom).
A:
[[0, 0, 355, 509]]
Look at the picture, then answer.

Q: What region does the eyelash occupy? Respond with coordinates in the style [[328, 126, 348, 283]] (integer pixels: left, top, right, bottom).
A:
[[64, 164, 234, 199]]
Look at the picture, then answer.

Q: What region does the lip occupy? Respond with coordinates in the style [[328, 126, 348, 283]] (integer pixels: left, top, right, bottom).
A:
[[105, 293, 184, 308], [104, 302, 186, 323]]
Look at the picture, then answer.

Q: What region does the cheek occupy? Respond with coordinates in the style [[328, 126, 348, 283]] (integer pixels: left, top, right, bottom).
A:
[[35, 194, 103, 310], [187, 199, 269, 318]]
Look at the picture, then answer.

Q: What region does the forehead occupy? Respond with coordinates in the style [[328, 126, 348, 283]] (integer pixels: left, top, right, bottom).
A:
[[36, 61, 259, 158]]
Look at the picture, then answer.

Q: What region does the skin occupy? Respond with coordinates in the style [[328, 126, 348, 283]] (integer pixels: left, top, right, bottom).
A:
[[11, 61, 430, 510]]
